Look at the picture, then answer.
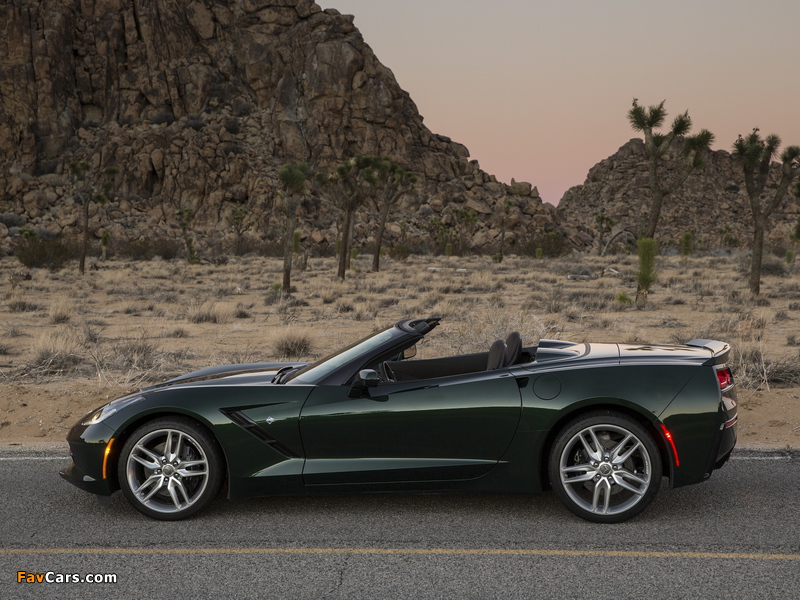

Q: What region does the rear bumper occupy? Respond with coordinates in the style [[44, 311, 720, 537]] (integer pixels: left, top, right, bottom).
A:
[[712, 388, 738, 470]]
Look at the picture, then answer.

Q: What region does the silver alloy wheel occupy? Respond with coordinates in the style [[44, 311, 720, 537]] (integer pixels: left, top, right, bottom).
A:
[[125, 428, 210, 515], [558, 423, 653, 516]]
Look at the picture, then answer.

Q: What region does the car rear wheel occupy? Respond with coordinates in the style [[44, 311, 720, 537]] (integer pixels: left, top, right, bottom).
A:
[[118, 417, 224, 520], [548, 412, 662, 523]]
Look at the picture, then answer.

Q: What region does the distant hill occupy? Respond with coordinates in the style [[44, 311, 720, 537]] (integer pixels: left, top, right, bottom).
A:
[[558, 139, 800, 253], [0, 0, 559, 256]]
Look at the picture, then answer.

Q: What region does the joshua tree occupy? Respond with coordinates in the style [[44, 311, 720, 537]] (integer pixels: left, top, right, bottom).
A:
[[732, 129, 800, 295], [627, 99, 714, 239], [317, 156, 376, 280], [69, 161, 118, 274], [176, 207, 198, 264], [635, 237, 658, 307], [226, 205, 255, 255], [594, 214, 615, 255], [369, 157, 417, 272], [277, 161, 311, 292]]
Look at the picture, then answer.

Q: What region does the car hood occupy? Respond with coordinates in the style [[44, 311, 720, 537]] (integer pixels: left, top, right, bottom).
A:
[[140, 362, 308, 391]]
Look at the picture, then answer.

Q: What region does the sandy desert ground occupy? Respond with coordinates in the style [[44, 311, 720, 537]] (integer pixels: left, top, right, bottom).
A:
[[1, 251, 798, 449]]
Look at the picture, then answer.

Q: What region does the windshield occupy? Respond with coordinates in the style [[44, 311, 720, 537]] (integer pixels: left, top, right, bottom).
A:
[[288, 328, 396, 384]]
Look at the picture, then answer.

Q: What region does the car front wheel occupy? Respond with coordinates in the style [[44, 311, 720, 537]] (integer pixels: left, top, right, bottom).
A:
[[548, 412, 662, 523], [118, 417, 224, 520]]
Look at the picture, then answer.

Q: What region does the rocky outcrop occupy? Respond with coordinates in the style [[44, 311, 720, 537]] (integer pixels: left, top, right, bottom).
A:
[[0, 0, 559, 255], [558, 139, 800, 252]]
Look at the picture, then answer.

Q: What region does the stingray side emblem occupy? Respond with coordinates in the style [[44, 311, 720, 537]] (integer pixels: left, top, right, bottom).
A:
[[266, 417, 275, 425]]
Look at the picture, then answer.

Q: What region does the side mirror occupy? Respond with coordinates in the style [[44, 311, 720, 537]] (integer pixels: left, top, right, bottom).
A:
[[359, 369, 380, 388], [401, 345, 417, 360], [348, 369, 380, 398]]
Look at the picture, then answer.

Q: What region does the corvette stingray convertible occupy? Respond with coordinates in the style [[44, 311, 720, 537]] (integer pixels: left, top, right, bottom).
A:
[[61, 317, 737, 523]]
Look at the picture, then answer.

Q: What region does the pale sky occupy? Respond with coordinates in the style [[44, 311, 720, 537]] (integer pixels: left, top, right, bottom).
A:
[[322, 0, 800, 205]]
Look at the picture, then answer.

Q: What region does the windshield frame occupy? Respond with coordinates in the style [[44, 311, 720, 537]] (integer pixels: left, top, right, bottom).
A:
[[287, 326, 405, 385]]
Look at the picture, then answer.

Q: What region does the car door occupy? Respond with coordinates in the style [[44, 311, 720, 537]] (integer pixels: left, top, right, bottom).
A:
[[299, 370, 523, 485]]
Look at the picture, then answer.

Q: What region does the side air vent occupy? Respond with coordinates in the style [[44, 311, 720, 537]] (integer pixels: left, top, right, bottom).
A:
[[222, 409, 301, 458]]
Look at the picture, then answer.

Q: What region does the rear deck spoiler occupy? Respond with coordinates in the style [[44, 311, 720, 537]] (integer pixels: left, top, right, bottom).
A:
[[686, 339, 731, 365]]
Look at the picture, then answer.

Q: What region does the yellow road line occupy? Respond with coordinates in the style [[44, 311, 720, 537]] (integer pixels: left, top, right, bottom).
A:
[[1, 548, 798, 560]]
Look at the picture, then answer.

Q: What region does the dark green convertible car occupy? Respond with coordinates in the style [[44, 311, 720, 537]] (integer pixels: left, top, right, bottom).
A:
[[61, 317, 737, 523]]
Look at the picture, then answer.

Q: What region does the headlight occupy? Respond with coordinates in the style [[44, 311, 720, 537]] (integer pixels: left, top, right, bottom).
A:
[[82, 395, 146, 425]]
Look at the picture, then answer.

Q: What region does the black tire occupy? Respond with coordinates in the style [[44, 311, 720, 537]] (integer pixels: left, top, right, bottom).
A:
[[118, 417, 225, 520], [548, 411, 662, 523]]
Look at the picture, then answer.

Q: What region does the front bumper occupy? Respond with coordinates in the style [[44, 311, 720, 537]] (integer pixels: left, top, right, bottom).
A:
[[59, 460, 114, 496], [60, 419, 118, 497]]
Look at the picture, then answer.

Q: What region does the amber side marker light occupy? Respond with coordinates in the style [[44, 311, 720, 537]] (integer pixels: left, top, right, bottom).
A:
[[102, 438, 115, 479], [659, 425, 680, 467]]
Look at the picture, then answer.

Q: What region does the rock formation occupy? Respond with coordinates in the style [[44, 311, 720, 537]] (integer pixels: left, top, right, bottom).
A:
[[0, 0, 560, 256], [558, 139, 800, 253]]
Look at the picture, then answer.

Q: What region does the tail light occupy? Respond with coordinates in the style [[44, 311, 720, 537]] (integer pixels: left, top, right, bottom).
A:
[[715, 367, 733, 390]]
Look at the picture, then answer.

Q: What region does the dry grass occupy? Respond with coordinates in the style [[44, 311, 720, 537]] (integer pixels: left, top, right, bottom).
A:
[[0, 252, 797, 394], [186, 301, 233, 324], [271, 327, 315, 360], [29, 327, 84, 375], [6, 295, 41, 313], [48, 295, 74, 324]]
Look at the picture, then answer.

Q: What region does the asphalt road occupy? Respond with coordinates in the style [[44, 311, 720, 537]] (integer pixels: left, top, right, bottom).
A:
[[1, 445, 798, 600]]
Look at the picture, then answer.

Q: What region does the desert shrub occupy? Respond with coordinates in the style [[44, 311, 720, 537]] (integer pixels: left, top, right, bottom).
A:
[[318, 286, 342, 305], [110, 337, 160, 372], [120, 239, 155, 261], [120, 237, 181, 261], [773, 310, 790, 322], [389, 245, 410, 261], [233, 304, 251, 319], [152, 238, 182, 260], [760, 255, 787, 277], [82, 322, 104, 345], [187, 302, 231, 324], [568, 291, 611, 312], [520, 229, 570, 258], [14, 237, 73, 270], [30, 327, 84, 374], [548, 258, 594, 276], [616, 292, 633, 306], [334, 299, 354, 313], [164, 327, 189, 338], [731, 345, 800, 389], [49, 297, 73, 324], [7, 296, 41, 312], [544, 287, 565, 313], [3, 323, 24, 337], [272, 328, 314, 359]]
